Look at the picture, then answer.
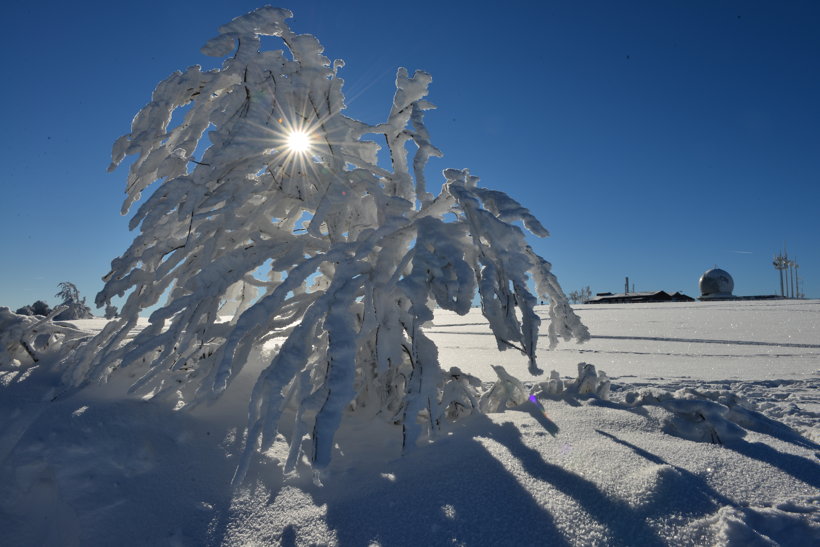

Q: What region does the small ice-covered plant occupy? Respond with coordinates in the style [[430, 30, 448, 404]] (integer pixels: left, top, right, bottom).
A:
[[479, 365, 531, 412], [66, 7, 588, 478], [531, 362, 610, 401]]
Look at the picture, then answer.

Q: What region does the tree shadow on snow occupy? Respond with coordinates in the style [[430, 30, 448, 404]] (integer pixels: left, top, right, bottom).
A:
[[728, 405, 820, 451], [725, 439, 820, 489], [313, 420, 572, 547], [595, 428, 733, 514], [310, 412, 672, 547], [595, 430, 820, 546], [477, 418, 668, 547], [207, 398, 819, 546], [585, 385, 820, 490], [0, 391, 237, 547]]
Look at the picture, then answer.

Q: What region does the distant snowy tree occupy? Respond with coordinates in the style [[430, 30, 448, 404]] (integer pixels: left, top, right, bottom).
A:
[[66, 7, 588, 478], [104, 304, 119, 320], [568, 286, 591, 304], [54, 282, 93, 320]]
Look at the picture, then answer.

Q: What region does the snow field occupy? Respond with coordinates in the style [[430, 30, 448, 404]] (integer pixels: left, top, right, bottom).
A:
[[0, 299, 818, 545]]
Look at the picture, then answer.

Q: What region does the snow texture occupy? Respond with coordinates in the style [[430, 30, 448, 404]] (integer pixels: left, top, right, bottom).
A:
[[63, 6, 588, 475], [0, 300, 817, 545]]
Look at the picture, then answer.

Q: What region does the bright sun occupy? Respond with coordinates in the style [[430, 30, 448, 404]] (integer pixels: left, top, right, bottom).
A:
[[286, 130, 311, 153]]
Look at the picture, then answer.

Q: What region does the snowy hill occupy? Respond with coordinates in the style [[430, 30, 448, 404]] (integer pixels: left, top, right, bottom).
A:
[[1, 300, 818, 545]]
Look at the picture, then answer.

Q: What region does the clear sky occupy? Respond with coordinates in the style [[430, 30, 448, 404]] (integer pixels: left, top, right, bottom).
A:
[[2, 0, 819, 313]]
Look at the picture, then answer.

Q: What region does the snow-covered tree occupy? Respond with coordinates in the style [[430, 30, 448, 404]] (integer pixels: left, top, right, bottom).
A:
[[66, 7, 588, 478], [54, 282, 93, 320]]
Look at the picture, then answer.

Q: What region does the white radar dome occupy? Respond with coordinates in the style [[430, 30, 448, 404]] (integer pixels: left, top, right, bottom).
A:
[[699, 268, 734, 298]]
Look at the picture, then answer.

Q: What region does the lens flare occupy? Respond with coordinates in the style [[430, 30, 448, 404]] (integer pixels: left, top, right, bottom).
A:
[[286, 130, 311, 153]]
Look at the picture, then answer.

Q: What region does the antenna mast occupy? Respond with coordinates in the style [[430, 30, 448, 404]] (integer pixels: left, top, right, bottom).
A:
[[773, 251, 787, 297]]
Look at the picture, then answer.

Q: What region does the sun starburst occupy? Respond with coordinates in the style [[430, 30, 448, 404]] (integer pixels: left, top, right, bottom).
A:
[[286, 130, 312, 154]]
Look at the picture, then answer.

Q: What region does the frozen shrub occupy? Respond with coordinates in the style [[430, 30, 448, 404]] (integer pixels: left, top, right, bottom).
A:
[[15, 300, 52, 317], [0, 307, 88, 368], [14, 305, 33, 316], [31, 300, 52, 316]]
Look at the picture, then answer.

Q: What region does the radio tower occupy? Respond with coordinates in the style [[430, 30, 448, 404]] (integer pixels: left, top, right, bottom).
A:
[[773, 251, 787, 297]]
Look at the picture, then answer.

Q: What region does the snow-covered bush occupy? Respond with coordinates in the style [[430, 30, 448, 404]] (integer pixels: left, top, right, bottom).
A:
[[532, 362, 610, 400], [14, 306, 33, 316], [1, 307, 88, 368], [15, 300, 52, 317], [66, 7, 588, 477], [479, 365, 531, 413]]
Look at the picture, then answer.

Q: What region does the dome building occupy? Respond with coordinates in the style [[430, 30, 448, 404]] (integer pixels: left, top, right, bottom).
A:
[[699, 267, 735, 300]]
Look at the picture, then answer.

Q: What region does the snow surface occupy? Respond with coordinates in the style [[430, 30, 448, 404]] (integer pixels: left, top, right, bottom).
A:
[[1, 299, 818, 545]]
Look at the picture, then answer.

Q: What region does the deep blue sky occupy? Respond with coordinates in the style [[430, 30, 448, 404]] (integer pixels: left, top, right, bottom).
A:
[[2, 1, 819, 313]]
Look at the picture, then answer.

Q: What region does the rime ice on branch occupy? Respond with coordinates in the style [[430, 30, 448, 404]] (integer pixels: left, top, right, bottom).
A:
[[66, 6, 588, 476]]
